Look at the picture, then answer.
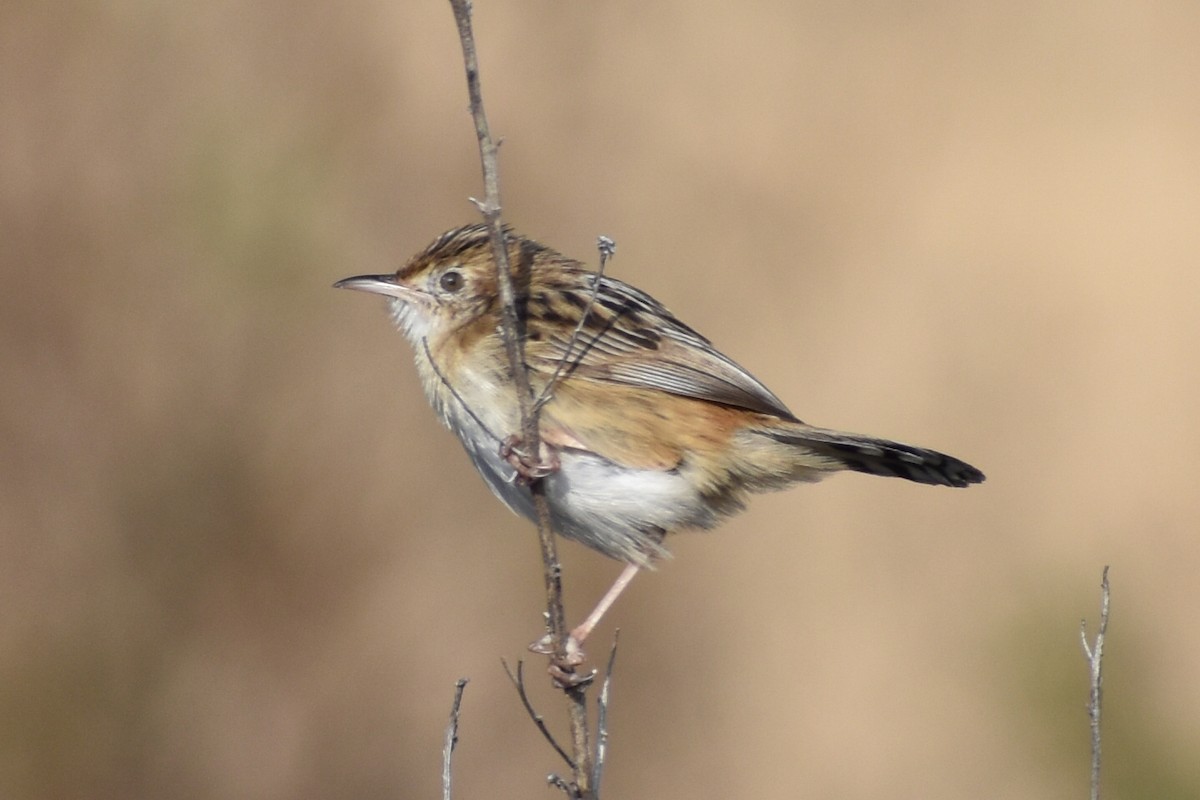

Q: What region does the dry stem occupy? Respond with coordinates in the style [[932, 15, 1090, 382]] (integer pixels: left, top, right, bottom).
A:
[[441, 678, 469, 800], [1080, 566, 1111, 800], [446, 1, 594, 794]]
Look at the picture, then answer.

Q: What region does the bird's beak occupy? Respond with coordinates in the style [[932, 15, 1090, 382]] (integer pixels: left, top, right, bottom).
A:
[[333, 274, 422, 302]]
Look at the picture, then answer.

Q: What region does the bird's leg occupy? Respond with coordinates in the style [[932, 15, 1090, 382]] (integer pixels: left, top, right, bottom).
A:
[[500, 434, 560, 484], [530, 562, 641, 676], [570, 562, 640, 646]]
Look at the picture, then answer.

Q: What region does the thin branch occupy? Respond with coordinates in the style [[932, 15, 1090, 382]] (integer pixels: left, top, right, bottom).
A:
[[592, 631, 620, 795], [1079, 565, 1111, 800], [447, 3, 594, 795], [445, 1, 532, 429], [446, 0, 575, 679], [502, 658, 576, 770], [442, 678, 469, 800], [533, 236, 616, 415], [422, 338, 504, 445]]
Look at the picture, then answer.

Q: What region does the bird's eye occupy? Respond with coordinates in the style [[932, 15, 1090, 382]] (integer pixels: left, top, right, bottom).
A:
[[439, 269, 464, 293]]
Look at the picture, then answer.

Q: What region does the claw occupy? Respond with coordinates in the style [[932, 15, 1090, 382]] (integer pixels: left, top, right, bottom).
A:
[[529, 632, 592, 688], [500, 435, 560, 485], [549, 664, 595, 689]]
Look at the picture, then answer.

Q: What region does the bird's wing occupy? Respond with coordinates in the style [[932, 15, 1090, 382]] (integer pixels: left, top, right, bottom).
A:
[[523, 273, 796, 420]]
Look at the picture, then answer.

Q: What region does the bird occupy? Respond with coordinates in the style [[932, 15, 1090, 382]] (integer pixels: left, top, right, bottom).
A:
[[335, 223, 984, 662]]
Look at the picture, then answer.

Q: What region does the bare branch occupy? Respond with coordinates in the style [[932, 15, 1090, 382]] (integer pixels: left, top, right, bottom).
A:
[[441, 678, 469, 800], [444, 3, 537, 453], [1080, 566, 1111, 800], [533, 235, 616, 416], [502, 659, 576, 770], [446, 0, 578, 684], [592, 631, 620, 795], [446, 4, 595, 794]]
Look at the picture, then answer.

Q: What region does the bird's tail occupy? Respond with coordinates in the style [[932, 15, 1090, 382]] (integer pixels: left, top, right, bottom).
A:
[[761, 424, 985, 488]]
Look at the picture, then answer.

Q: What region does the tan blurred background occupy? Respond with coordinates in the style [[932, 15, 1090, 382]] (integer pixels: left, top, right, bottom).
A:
[[3, 1, 1199, 798]]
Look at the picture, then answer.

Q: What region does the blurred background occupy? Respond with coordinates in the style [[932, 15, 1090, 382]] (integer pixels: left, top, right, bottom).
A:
[[3, 1, 1198, 797]]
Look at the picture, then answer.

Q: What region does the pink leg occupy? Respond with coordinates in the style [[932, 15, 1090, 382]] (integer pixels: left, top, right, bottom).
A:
[[570, 562, 641, 645], [529, 563, 641, 667]]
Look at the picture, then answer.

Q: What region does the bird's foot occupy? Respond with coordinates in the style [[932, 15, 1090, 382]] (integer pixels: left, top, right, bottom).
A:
[[500, 435, 560, 485], [529, 632, 594, 688]]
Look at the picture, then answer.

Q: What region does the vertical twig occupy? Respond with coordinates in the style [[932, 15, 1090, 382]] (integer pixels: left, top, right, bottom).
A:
[[445, 2, 536, 445], [446, 2, 593, 795], [1079, 566, 1111, 800], [592, 632, 620, 795], [446, 0, 567, 670], [442, 678, 469, 800]]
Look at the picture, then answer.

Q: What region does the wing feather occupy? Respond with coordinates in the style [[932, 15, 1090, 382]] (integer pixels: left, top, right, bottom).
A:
[[524, 273, 796, 420]]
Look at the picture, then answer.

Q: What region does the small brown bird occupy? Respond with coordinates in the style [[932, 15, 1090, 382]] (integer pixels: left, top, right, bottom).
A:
[[336, 224, 984, 658]]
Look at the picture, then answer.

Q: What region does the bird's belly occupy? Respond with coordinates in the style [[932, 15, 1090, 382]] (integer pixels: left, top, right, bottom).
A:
[[459, 434, 713, 565]]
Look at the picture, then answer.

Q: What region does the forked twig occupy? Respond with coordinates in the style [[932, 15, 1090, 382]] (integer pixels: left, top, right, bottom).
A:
[[533, 236, 617, 415], [502, 658, 576, 770], [441, 678, 469, 800], [1079, 566, 1111, 800]]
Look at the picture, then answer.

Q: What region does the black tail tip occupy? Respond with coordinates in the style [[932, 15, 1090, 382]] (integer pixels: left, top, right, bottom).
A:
[[945, 461, 986, 487]]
